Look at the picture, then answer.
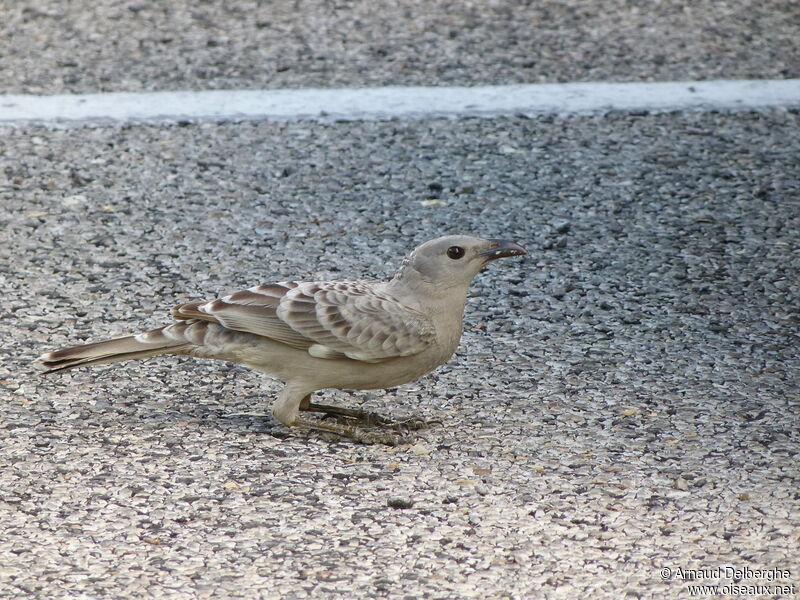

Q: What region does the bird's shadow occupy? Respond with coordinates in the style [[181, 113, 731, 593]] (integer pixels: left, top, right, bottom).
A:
[[127, 389, 432, 443]]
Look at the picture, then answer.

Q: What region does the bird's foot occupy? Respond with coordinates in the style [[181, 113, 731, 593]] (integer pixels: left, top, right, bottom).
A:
[[293, 417, 414, 446], [301, 401, 391, 425], [301, 401, 434, 431]]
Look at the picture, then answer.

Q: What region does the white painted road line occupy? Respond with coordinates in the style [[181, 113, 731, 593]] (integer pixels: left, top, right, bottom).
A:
[[1, 79, 798, 126]]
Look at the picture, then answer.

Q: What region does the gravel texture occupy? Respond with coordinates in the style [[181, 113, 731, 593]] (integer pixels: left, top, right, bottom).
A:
[[2, 0, 798, 95], [1, 111, 798, 598]]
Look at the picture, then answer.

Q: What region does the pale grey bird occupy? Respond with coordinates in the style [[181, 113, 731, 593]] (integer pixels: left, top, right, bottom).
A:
[[39, 235, 526, 443]]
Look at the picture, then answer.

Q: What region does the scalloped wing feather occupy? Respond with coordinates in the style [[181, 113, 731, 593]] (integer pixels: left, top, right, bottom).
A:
[[278, 282, 436, 362], [171, 281, 435, 362], [171, 282, 311, 350]]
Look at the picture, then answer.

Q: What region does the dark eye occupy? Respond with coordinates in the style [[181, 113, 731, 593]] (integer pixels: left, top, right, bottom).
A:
[[446, 246, 465, 260]]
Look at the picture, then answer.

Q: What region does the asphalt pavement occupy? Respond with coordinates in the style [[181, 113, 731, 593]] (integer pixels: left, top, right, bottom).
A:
[[2, 0, 798, 93], [1, 1, 798, 599]]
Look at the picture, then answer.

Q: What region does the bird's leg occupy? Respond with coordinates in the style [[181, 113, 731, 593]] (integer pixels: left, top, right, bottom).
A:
[[274, 388, 403, 444], [292, 416, 413, 446], [299, 394, 431, 430]]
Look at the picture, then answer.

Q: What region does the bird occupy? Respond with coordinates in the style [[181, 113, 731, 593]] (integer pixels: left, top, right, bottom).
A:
[[39, 235, 526, 444]]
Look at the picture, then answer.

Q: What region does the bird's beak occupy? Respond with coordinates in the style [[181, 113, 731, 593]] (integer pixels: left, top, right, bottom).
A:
[[478, 239, 528, 261]]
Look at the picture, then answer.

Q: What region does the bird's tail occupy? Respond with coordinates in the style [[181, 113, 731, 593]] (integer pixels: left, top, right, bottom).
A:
[[38, 325, 193, 373]]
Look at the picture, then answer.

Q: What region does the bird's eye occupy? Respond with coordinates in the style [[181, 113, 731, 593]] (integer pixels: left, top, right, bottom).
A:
[[446, 246, 465, 260]]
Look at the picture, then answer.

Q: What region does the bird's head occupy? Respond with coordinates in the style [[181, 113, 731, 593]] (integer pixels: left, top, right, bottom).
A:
[[392, 235, 527, 290]]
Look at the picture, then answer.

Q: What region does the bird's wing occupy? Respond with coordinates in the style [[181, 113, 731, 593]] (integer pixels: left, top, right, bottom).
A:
[[172, 281, 435, 362], [172, 282, 311, 349], [278, 281, 436, 362]]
